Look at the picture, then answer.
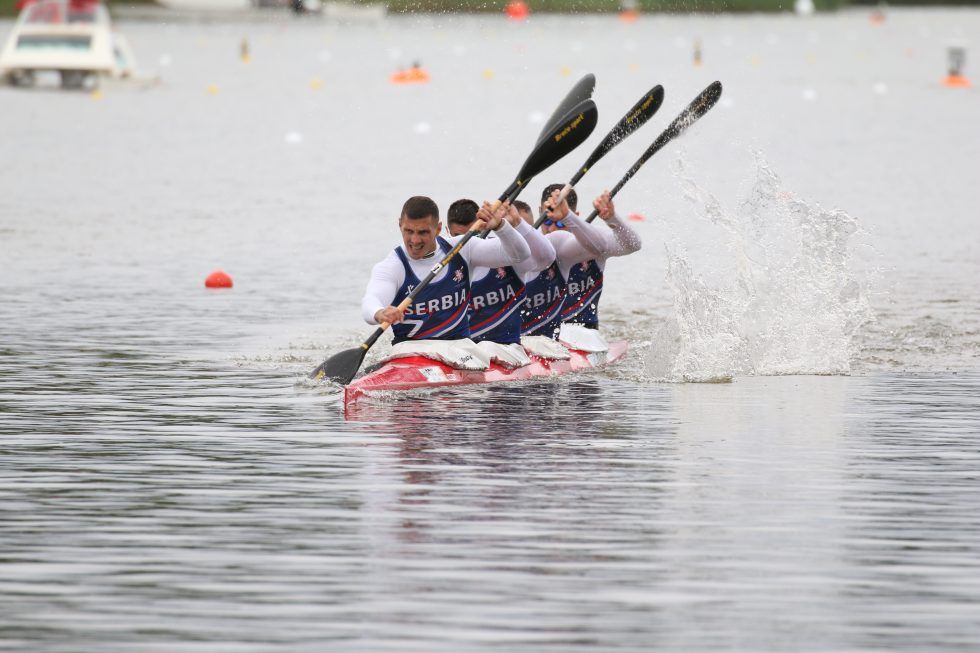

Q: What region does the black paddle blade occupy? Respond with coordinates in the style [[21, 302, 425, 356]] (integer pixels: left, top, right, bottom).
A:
[[514, 99, 598, 190], [580, 84, 664, 174], [310, 346, 367, 385], [662, 80, 722, 142], [537, 73, 596, 143]]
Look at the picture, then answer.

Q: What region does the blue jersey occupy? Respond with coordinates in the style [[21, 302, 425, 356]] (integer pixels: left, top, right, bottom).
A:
[[391, 237, 470, 344], [468, 266, 526, 345], [561, 259, 603, 328], [521, 260, 567, 340]]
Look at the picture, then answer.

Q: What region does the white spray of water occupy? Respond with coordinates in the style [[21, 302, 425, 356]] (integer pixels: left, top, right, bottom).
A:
[[645, 154, 874, 382]]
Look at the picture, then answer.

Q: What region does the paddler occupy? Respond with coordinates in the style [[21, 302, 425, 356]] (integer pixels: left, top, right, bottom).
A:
[[517, 189, 608, 343], [445, 198, 556, 369], [361, 196, 532, 371], [539, 185, 642, 351]]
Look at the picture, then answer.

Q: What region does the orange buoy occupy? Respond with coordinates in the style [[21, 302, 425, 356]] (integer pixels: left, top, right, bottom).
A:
[[619, 9, 639, 23], [205, 270, 233, 289], [505, 0, 529, 21], [943, 74, 971, 88], [390, 64, 430, 85], [869, 10, 885, 25], [627, 213, 645, 222]]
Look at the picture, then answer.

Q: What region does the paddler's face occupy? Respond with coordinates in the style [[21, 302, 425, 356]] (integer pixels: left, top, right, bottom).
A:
[[538, 205, 563, 234], [447, 222, 469, 237], [399, 214, 441, 259]]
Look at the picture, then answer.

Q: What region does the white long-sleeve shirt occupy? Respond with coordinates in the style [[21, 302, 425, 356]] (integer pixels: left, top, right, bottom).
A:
[[523, 210, 609, 283], [557, 212, 642, 280], [470, 219, 555, 284], [361, 221, 531, 325]]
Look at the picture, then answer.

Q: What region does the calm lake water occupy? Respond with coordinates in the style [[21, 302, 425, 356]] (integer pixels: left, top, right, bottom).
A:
[[2, 7, 979, 652]]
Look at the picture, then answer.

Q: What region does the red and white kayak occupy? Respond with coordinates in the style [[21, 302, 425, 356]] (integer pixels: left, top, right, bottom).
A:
[[343, 341, 628, 408]]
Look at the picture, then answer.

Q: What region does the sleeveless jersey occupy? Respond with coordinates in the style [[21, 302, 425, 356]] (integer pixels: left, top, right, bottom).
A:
[[468, 266, 526, 344], [391, 237, 470, 344], [520, 260, 567, 340], [561, 259, 603, 328]]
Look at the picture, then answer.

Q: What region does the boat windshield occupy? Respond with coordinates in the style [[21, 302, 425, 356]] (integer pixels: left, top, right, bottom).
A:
[[23, 0, 101, 25]]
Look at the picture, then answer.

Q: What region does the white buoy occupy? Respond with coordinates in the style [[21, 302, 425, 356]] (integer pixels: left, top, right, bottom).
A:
[[794, 0, 815, 16]]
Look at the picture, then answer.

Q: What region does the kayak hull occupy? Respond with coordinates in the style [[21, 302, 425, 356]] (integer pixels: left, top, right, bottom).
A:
[[342, 341, 627, 408]]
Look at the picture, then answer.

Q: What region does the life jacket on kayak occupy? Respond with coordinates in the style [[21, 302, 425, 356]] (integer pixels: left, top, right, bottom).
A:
[[391, 236, 470, 344], [520, 260, 567, 340], [561, 258, 603, 329], [468, 265, 526, 345]]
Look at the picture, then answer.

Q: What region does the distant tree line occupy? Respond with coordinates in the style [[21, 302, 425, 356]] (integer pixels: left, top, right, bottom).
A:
[[1, 0, 978, 18]]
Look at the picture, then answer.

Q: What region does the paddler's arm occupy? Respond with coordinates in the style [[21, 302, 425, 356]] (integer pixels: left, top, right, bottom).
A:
[[593, 191, 642, 256], [512, 204, 556, 275], [561, 210, 608, 256], [464, 202, 532, 268], [361, 251, 406, 325]]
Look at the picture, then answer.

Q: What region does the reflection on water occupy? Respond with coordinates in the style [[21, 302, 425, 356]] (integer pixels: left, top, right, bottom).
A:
[[6, 368, 979, 651]]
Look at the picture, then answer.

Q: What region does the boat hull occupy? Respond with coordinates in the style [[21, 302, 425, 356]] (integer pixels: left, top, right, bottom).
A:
[[342, 341, 627, 409]]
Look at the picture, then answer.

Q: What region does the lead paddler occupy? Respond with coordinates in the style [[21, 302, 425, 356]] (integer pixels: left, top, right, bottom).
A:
[[360, 195, 532, 370]]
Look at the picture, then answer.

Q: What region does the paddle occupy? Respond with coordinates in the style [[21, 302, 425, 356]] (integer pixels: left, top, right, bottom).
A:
[[310, 99, 599, 384], [531, 83, 666, 227], [585, 80, 723, 223], [535, 74, 596, 142]]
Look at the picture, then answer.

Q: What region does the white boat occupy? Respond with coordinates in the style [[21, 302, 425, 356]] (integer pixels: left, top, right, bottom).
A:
[[0, 0, 135, 89]]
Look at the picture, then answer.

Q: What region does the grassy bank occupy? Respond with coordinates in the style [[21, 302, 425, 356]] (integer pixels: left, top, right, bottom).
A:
[[1, 0, 976, 18]]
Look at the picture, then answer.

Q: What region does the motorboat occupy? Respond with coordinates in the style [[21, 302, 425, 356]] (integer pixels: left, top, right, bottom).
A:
[[0, 0, 135, 89]]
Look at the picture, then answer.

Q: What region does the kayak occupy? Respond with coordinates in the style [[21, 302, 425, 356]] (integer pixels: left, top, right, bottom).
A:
[[343, 341, 628, 408]]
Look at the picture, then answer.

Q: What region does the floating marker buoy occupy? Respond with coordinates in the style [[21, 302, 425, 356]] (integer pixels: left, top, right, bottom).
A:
[[482, 69, 495, 80], [869, 9, 885, 25], [559, 66, 571, 77], [627, 213, 645, 222], [206, 84, 219, 95], [619, 0, 639, 22], [943, 45, 970, 87], [240, 38, 250, 64], [390, 63, 430, 84], [205, 270, 233, 289], [505, 0, 529, 20], [90, 89, 104, 101], [693, 37, 702, 67], [310, 77, 324, 90]]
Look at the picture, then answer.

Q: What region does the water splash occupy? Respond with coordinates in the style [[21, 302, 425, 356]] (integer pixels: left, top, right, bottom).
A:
[[646, 154, 874, 382]]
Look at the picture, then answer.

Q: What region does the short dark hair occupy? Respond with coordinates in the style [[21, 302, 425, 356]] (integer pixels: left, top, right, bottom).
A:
[[541, 184, 577, 211], [447, 199, 479, 227], [512, 200, 532, 216], [401, 196, 439, 222]]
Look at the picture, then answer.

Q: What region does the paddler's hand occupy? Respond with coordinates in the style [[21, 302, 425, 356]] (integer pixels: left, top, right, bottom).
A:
[[593, 190, 615, 221], [504, 202, 523, 227], [477, 201, 508, 231], [544, 188, 571, 221], [375, 306, 405, 325]]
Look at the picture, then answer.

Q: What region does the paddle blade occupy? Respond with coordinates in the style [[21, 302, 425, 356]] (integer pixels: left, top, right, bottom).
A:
[[578, 84, 664, 175], [310, 346, 367, 385], [661, 80, 722, 143], [513, 99, 598, 192], [537, 73, 596, 143]]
